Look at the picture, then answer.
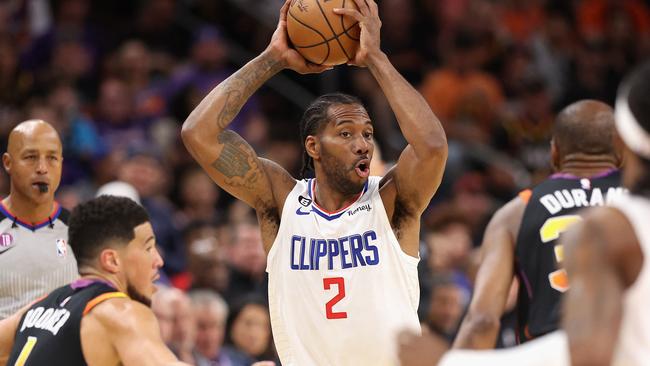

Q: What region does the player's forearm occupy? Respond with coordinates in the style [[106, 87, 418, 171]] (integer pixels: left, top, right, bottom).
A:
[[563, 277, 622, 366], [366, 52, 446, 157], [453, 313, 500, 349], [181, 51, 283, 140], [562, 221, 623, 366]]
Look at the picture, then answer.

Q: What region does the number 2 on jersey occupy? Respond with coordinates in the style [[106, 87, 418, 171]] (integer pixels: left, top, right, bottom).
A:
[[539, 215, 582, 292], [323, 277, 347, 319]]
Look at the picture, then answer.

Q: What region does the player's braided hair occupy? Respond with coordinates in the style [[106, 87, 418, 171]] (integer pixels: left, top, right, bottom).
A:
[[68, 195, 150, 270], [299, 93, 362, 179]]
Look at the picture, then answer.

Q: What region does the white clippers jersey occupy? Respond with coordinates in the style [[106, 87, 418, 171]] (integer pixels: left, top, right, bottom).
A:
[[610, 195, 650, 366], [266, 177, 421, 366]]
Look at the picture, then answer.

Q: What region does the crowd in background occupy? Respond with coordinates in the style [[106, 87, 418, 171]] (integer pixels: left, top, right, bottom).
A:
[[0, 0, 648, 363]]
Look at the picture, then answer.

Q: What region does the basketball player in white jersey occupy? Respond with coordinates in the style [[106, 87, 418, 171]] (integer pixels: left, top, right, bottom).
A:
[[399, 62, 650, 366], [181, 0, 447, 364]]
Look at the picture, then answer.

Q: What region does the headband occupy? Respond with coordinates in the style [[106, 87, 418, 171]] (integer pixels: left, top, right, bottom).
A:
[[615, 94, 650, 159]]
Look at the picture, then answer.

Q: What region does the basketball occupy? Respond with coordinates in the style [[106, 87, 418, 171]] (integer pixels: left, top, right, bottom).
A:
[[287, 0, 361, 66]]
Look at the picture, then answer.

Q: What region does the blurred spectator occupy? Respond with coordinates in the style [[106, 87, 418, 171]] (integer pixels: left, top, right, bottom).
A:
[[131, 0, 191, 60], [424, 275, 467, 344], [94, 77, 150, 153], [424, 212, 474, 274], [225, 296, 276, 363], [0, 37, 32, 111], [0, 36, 27, 154], [95, 180, 141, 204], [379, 0, 424, 83], [21, 0, 100, 94], [420, 30, 504, 144], [152, 286, 179, 345], [180, 223, 230, 297], [46, 82, 104, 186], [110, 39, 168, 120], [118, 146, 184, 276], [226, 220, 268, 303], [167, 287, 197, 364], [562, 39, 618, 106], [577, 0, 650, 40], [529, 10, 575, 104], [190, 290, 250, 366], [163, 25, 265, 136], [498, 0, 546, 44], [499, 74, 555, 180], [175, 166, 221, 230], [419, 208, 476, 329]]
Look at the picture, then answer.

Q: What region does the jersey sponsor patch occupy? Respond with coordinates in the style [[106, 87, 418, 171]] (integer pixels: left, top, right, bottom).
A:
[[55, 239, 68, 258], [347, 203, 371, 217]]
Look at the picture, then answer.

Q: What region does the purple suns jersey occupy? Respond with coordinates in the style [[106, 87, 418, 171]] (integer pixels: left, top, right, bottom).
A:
[[266, 177, 421, 366], [514, 170, 625, 341]]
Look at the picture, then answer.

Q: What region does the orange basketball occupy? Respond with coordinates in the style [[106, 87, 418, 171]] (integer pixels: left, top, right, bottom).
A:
[[287, 0, 360, 66]]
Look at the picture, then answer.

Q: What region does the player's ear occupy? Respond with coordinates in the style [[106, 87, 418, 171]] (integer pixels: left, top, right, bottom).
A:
[[305, 135, 320, 160], [3, 152, 12, 174], [613, 133, 625, 168], [550, 139, 560, 171], [99, 248, 121, 274]]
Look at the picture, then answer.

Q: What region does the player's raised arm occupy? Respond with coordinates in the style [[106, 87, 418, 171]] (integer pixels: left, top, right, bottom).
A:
[[335, 0, 447, 256], [453, 197, 525, 349], [181, 0, 329, 210]]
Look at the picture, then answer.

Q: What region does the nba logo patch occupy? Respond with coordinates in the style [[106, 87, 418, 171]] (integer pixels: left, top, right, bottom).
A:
[[56, 239, 68, 258], [580, 178, 591, 190], [0, 232, 13, 247]]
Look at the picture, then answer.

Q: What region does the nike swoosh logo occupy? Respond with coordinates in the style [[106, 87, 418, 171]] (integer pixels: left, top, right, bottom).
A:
[[295, 208, 311, 216]]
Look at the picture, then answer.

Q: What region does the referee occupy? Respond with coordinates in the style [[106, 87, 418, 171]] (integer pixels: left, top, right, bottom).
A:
[[0, 120, 77, 319]]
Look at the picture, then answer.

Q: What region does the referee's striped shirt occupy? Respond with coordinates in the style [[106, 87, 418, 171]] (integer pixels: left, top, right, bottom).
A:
[[0, 202, 78, 319]]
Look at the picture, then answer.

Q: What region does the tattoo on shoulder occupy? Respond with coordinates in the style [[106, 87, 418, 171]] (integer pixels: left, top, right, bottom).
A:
[[211, 131, 262, 189]]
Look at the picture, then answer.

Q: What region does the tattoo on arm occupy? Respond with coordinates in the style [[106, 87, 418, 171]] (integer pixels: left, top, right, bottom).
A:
[[216, 89, 243, 129], [215, 57, 282, 129], [211, 130, 262, 190]]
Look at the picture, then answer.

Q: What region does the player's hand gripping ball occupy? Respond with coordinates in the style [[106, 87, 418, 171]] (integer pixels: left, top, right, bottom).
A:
[[286, 0, 361, 66]]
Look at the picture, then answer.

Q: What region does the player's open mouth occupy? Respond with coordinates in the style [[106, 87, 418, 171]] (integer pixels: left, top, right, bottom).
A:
[[32, 182, 49, 193], [355, 159, 370, 178]]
